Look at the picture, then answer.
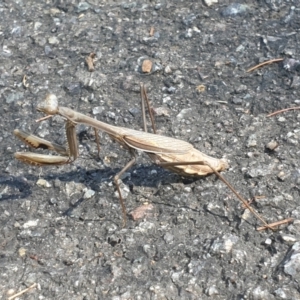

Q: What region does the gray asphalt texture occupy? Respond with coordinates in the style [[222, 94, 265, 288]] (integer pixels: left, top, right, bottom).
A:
[[1, 1, 300, 299]]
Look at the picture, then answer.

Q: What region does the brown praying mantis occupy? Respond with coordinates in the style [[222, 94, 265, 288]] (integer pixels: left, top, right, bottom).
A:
[[14, 87, 278, 230]]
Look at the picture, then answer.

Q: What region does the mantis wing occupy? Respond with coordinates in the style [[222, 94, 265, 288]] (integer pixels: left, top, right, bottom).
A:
[[122, 130, 193, 154]]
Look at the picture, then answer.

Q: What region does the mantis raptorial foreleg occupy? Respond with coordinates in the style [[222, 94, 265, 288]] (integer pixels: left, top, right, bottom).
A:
[[14, 119, 77, 165]]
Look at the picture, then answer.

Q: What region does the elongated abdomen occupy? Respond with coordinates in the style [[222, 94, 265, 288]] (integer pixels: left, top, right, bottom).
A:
[[148, 148, 228, 176]]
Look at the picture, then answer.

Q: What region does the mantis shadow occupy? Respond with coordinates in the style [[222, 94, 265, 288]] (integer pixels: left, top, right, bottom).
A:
[[0, 163, 202, 200]]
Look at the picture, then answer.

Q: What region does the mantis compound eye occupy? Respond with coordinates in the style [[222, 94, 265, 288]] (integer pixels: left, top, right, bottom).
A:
[[37, 94, 59, 115]]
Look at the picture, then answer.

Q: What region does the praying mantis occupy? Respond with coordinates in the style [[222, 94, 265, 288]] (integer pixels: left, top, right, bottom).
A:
[[14, 86, 276, 229]]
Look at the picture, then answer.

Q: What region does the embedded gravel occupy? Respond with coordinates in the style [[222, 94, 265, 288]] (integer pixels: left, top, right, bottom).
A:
[[1, 1, 300, 299]]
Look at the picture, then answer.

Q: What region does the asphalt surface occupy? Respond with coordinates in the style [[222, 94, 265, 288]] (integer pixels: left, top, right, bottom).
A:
[[1, 1, 300, 299]]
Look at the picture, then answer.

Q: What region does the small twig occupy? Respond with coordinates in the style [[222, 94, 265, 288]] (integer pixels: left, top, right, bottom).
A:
[[149, 26, 154, 36], [85, 52, 96, 72], [243, 195, 266, 207], [29, 254, 44, 265], [267, 106, 300, 117], [246, 58, 284, 73], [8, 283, 37, 300], [36, 115, 53, 123], [22, 75, 29, 88], [257, 218, 293, 231]]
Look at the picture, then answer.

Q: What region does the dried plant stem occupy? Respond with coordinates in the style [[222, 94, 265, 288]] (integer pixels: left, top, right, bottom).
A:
[[267, 106, 300, 117], [257, 218, 293, 231], [247, 58, 284, 73], [85, 52, 96, 72], [8, 283, 37, 300]]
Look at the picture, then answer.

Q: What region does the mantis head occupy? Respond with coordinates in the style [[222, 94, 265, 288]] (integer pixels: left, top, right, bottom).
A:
[[37, 94, 59, 115]]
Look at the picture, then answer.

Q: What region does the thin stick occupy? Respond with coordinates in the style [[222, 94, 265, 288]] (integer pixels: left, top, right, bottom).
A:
[[257, 218, 293, 231], [36, 115, 53, 123], [22, 74, 29, 88], [246, 58, 284, 73], [8, 283, 37, 300], [267, 106, 300, 117], [149, 26, 154, 36], [85, 52, 96, 72]]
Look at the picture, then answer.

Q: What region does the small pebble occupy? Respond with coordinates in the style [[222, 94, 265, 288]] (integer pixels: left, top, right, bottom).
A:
[[107, 111, 116, 120], [130, 204, 154, 221], [284, 242, 300, 277], [183, 187, 192, 193], [274, 288, 287, 299], [37, 179, 52, 188], [65, 181, 84, 197], [49, 8, 61, 16], [83, 189, 95, 199], [235, 84, 248, 93], [23, 220, 39, 228], [277, 171, 290, 181], [204, 0, 218, 7], [34, 22, 42, 30], [266, 140, 278, 150], [18, 247, 27, 257], [283, 58, 300, 72], [44, 45, 53, 56], [6, 289, 15, 296], [48, 36, 59, 45], [206, 285, 219, 296], [164, 65, 172, 74], [152, 106, 170, 117], [221, 3, 251, 17], [128, 107, 141, 117], [176, 108, 192, 120], [236, 44, 245, 52], [196, 85, 206, 92], [281, 234, 297, 244], [163, 232, 174, 244], [264, 238, 272, 245], [247, 134, 257, 147], [251, 286, 272, 299], [241, 209, 251, 221], [76, 2, 91, 13], [92, 106, 104, 115], [142, 60, 152, 73], [152, 62, 162, 72], [232, 97, 242, 105]]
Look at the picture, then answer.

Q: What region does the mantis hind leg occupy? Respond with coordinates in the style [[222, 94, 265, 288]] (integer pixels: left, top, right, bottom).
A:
[[113, 151, 137, 227]]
